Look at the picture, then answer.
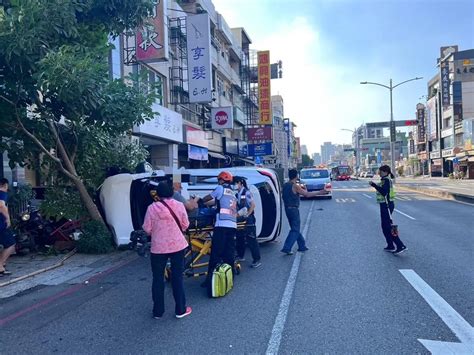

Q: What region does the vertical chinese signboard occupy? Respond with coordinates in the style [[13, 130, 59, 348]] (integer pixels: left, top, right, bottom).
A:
[[441, 62, 450, 107], [136, 0, 169, 62], [258, 51, 272, 125], [186, 14, 212, 103], [283, 118, 291, 157], [416, 104, 425, 143]]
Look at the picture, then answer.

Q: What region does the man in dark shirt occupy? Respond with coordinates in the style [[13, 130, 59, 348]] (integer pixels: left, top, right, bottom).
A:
[[281, 169, 327, 255], [0, 178, 15, 275]]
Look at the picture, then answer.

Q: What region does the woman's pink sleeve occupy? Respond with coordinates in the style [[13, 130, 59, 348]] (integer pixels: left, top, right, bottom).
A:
[[178, 204, 190, 231], [142, 207, 153, 234]]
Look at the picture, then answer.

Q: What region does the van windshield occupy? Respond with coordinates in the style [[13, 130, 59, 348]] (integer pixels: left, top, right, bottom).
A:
[[300, 170, 329, 179]]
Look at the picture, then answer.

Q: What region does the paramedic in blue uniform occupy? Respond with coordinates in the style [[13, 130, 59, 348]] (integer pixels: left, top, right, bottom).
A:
[[281, 169, 328, 255], [201, 171, 238, 285], [369, 165, 407, 255], [234, 176, 261, 268]]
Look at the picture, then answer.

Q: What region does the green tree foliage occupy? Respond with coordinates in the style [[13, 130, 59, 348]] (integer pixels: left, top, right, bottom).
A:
[[0, 0, 157, 222], [76, 220, 114, 254], [300, 154, 314, 168]]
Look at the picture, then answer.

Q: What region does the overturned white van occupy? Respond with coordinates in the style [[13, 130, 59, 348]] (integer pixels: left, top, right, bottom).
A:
[[98, 167, 282, 247]]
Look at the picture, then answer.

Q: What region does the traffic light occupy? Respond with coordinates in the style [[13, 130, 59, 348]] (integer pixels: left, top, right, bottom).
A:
[[404, 120, 418, 126]]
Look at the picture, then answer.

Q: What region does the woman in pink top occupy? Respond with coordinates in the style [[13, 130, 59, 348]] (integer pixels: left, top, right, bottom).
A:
[[143, 182, 192, 319]]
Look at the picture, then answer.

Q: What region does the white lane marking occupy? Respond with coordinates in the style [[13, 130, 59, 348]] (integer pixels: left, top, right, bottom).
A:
[[394, 209, 416, 220], [362, 194, 372, 199], [400, 269, 474, 353], [266, 200, 315, 355]]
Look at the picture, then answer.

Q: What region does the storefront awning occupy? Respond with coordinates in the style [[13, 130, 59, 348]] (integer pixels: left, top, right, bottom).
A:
[[208, 151, 226, 160], [469, 157, 474, 162], [446, 157, 456, 161]]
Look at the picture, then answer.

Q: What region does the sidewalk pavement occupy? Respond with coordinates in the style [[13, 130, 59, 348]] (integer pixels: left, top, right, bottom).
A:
[[0, 249, 137, 299], [395, 176, 474, 204]]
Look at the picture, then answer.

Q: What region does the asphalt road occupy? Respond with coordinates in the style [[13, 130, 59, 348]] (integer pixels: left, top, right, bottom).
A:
[[1, 180, 473, 354]]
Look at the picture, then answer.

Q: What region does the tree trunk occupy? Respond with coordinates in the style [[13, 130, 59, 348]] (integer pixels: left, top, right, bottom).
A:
[[72, 176, 104, 223]]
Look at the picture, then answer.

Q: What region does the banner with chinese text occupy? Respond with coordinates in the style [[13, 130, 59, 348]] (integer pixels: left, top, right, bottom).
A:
[[186, 14, 212, 103], [136, 0, 169, 62], [258, 51, 272, 125]]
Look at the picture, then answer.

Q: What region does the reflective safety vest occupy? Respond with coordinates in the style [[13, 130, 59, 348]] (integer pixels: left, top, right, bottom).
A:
[[217, 184, 237, 222], [376, 178, 396, 203], [237, 188, 250, 209]]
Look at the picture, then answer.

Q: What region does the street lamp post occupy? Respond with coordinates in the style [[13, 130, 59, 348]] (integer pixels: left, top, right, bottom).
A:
[[360, 77, 423, 176]]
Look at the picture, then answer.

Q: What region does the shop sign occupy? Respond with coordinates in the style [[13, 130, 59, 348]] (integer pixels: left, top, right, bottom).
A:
[[211, 107, 233, 129], [463, 118, 473, 151], [441, 127, 453, 138], [247, 142, 273, 156], [186, 126, 208, 148], [427, 96, 437, 140], [133, 103, 183, 143], [418, 152, 428, 160], [239, 141, 248, 157], [136, 0, 169, 62], [283, 119, 291, 157], [441, 62, 450, 107], [416, 104, 426, 143], [454, 58, 474, 82], [247, 127, 272, 141], [188, 145, 208, 161], [233, 107, 246, 125], [257, 50, 272, 125], [440, 46, 458, 59], [223, 137, 238, 155], [430, 151, 441, 159], [186, 13, 212, 103], [442, 148, 454, 157]]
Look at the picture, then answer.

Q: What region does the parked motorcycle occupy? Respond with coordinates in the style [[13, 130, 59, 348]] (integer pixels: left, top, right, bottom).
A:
[[14, 205, 56, 255]]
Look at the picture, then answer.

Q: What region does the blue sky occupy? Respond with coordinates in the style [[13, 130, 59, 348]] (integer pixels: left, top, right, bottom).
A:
[[213, 0, 474, 155]]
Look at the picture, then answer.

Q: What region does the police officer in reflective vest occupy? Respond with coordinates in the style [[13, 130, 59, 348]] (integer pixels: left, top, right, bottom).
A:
[[369, 165, 407, 254], [234, 176, 261, 268], [201, 171, 238, 285]]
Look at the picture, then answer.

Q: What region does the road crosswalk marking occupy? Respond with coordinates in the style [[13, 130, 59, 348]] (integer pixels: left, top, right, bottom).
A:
[[335, 198, 356, 203]]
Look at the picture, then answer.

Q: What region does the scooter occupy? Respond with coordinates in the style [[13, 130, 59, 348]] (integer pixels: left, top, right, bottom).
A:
[[14, 205, 55, 255]]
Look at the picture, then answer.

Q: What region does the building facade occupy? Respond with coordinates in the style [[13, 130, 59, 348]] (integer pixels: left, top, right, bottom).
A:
[[321, 142, 336, 164], [424, 46, 474, 178], [113, 0, 257, 171]]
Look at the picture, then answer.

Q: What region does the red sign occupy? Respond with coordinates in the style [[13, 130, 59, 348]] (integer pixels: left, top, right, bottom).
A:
[[405, 120, 418, 126], [215, 111, 229, 126], [248, 127, 272, 141], [211, 107, 233, 129], [136, 0, 168, 62]]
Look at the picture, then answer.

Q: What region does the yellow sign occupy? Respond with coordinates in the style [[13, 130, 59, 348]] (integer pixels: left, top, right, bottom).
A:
[[257, 51, 272, 125]]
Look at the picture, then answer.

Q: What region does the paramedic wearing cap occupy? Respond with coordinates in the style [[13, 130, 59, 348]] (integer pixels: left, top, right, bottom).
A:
[[201, 171, 237, 285]]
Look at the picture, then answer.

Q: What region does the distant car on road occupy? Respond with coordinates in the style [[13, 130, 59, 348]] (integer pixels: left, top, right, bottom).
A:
[[299, 168, 332, 199]]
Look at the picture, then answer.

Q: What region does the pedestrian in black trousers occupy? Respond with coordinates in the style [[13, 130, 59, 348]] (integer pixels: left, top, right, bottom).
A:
[[234, 176, 261, 268], [369, 165, 407, 255]]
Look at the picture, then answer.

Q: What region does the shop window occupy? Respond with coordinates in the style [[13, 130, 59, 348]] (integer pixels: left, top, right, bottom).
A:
[[442, 136, 453, 149], [217, 76, 224, 97], [137, 66, 164, 106]]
